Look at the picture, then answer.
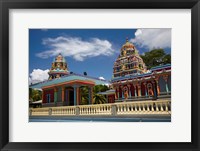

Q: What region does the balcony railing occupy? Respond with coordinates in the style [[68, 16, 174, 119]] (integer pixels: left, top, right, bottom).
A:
[[30, 99, 171, 116]]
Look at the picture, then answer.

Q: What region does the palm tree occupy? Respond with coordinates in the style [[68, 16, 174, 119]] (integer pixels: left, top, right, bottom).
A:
[[92, 85, 109, 104], [93, 94, 106, 104], [80, 86, 89, 105], [80, 85, 109, 105]]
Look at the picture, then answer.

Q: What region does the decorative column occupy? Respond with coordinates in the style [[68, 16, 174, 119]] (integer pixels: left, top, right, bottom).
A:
[[65, 89, 68, 105], [120, 85, 124, 99], [155, 76, 160, 96], [79, 87, 82, 105], [152, 81, 157, 98], [115, 87, 118, 100], [114, 89, 117, 100], [117, 87, 120, 99], [54, 87, 58, 103], [137, 83, 141, 97], [163, 75, 169, 93], [73, 85, 77, 106], [61, 86, 65, 102], [127, 84, 131, 98], [76, 86, 80, 105], [143, 82, 148, 97], [134, 85, 137, 98]]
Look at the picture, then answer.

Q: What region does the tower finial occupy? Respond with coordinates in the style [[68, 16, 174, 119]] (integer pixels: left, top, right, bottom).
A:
[[126, 37, 129, 42]]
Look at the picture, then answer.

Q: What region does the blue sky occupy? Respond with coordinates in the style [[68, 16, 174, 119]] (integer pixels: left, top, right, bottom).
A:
[[29, 29, 171, 83]]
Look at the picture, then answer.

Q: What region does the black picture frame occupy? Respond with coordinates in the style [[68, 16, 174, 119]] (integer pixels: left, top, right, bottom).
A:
[[0, 0, 199, 150]]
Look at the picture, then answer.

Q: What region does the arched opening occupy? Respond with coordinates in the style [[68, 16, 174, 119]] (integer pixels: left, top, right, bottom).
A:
[[68, 89, 74, 106], [147, 83, 154, 97]]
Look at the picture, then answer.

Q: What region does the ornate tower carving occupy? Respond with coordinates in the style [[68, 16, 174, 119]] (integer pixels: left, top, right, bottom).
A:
[[113, 38, 147, 78], [48, 53, 69, 80]]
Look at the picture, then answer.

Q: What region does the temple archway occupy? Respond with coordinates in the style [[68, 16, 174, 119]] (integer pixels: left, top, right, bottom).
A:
[[68, 89, 74, 106]]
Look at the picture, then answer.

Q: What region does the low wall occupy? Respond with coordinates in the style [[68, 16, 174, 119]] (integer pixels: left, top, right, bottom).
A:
[[30, 100, 171, 117]]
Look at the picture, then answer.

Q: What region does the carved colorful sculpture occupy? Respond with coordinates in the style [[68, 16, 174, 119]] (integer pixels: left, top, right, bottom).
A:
[[113, 38, 147, 78], [48, 53, 69, 80]]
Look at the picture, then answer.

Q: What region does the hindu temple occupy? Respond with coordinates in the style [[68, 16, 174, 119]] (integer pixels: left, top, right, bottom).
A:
[[109, 38, 171, 102], [30, 38, 171, 107], [30, 53, 109, 107]]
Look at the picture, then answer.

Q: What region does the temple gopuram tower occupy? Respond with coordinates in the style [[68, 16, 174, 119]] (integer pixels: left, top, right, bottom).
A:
[[113, 38, 147, 78], [111, 38, 171, 102], [48, 53, 69, 80]]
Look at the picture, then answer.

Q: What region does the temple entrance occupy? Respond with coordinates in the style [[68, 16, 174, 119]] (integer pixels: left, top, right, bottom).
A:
[[68, 90, 74, 106]]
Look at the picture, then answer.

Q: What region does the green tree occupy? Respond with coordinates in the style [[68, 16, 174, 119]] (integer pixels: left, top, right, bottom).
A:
[[93, 85, 109, 104], [29, 88, 33, 101], [29, 88, 42, 102], [140, 49, 171, 69], [80, 85, 109, 105], [93, 85, 109, 94], [93, 94, 106, 104], [80, 86, 89, 105], [162, 54, 171, 64]]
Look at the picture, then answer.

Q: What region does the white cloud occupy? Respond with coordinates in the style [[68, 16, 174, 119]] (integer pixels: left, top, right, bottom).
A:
[[99, 76, 105, 80], [36, 36, 115, 61], [28, 77, 32, 85], [130, 29, 171, 50], [29, 69, 49, 85]]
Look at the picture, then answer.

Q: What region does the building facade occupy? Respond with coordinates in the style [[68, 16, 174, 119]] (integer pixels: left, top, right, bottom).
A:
[[30, 39, 171, 107], [110, 39, 171, 102], [30, 54, 109, 107]]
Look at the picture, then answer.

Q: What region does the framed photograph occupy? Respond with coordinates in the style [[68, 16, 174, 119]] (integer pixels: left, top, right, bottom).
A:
[[0, 0, 199, 151]]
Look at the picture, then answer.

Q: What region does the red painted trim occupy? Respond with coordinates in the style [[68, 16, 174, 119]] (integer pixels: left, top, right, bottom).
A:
[[42, 80, 95, 89], [43, 89, 54, 103], [108, 94, 115, 103]]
